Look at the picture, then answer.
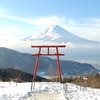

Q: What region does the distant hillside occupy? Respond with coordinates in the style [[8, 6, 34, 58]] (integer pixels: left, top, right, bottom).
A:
[[0, 68, 47, 82], [0, 47, 99, 77]]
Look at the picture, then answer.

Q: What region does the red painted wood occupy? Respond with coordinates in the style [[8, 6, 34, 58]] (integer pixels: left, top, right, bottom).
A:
[[33, 47, 41, 79], [31, 45, 66, 48], [56, 47, 62, 82], [32, 54, 65, 56]]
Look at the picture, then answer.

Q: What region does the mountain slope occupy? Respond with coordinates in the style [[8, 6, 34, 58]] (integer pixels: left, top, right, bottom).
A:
[[0, 47, 99, 76], [0, 68, 46, 82], [23, 25, 100, 45]]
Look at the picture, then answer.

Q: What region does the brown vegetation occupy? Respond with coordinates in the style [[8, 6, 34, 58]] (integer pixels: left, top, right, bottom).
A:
[[65, 73, 100, 88], [50, 73, 100, 88]]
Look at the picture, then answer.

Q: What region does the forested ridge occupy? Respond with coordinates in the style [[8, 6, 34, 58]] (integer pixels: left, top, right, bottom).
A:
[[0, 68, 46, 82]]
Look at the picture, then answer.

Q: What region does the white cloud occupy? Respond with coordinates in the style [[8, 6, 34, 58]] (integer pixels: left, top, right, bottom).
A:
[[0, 6, 100, 42], [62, 18, 100, 42], [22, 16, 65, 26], [0, 26, 19, 34], [0, 6, 10, 15], [0, 38, 99, 54], [0, 13, 65, 27]]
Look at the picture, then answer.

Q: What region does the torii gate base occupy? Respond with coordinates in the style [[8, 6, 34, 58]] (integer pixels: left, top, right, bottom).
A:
[[31, 45, 66, 90]]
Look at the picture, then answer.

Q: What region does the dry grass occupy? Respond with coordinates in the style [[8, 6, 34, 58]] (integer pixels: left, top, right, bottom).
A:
[[50, 73, 100, 88]]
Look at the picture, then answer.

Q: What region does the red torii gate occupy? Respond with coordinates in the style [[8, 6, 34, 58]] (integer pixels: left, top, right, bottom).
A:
[[31, 45, 66, 89]]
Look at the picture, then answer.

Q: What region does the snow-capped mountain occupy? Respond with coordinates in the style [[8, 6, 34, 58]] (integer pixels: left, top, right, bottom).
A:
[[23, 25, 100, 45]]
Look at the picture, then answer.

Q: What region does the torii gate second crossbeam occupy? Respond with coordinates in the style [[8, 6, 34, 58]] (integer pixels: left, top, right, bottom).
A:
[[31, 45, 66, 89]]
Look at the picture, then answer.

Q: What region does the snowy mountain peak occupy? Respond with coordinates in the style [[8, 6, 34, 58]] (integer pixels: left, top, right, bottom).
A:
[[47, 25, 63, 31], [41, 24, 72, 37], [37, 25, 61, 40], [48, 25, 58, 29], [23, 25, 100, 45], [23, 25, 75, 42]]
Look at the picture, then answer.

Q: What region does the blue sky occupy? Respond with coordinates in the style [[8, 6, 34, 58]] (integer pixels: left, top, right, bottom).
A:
[[0, 0, 100, 45]]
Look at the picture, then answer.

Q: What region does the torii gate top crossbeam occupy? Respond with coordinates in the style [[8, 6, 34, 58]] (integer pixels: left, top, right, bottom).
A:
[[31, 45, 66, 48], [31, 45, 66, 56]]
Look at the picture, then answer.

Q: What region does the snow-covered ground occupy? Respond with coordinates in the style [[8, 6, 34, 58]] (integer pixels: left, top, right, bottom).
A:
[[0, 82, 100, 100]]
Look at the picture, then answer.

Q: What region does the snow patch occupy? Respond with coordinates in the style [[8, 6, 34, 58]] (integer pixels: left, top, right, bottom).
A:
[[0, 82, 100, 100]]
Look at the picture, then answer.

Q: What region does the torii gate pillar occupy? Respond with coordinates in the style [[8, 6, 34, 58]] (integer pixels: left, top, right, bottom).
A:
[[31, 45, 66, 89]]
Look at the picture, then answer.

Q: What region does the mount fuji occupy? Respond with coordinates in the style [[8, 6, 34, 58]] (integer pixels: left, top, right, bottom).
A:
[[23, 25, 100, 45]]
